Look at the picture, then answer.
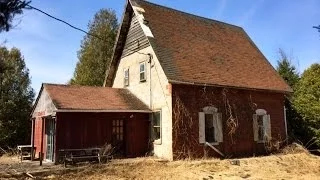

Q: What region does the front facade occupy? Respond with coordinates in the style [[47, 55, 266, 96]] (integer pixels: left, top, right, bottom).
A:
[[32, 0, 291, 162]]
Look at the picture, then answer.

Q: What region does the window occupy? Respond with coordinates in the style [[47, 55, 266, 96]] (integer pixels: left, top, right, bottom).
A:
[[112, 119, 124, 141], [199, 106, 223, 144], [253, 109, 271, 142], [205, 114, 216, 143], [152, 111, 161, 142], [139, 62, 146, 82], [124, 68, 129, 86]]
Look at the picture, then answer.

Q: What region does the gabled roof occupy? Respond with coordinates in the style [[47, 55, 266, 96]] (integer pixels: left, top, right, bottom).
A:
[[35, 83, 150, 112], [105, 0, 291, 93]]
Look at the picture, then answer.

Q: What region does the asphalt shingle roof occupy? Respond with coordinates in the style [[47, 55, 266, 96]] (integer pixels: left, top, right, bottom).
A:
[[133, 0, 291, 92], [43, 83, 150, 111]]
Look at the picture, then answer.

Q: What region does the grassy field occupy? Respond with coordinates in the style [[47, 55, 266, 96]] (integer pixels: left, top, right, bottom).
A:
[[0, 145, 319, 179]]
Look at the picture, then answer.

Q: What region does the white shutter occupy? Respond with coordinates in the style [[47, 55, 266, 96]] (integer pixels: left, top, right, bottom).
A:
[[217, 113, 223, 142], [199, 112, 205, 143], [213, 114, 218, 142], [253, 114, 258, 141], [263, 114, 272, 140]]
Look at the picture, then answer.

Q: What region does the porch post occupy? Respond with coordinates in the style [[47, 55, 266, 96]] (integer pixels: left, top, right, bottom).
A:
[[31, 118, 35, 161]]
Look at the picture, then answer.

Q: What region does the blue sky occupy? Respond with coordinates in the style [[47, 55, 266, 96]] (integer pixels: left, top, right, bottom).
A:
[[0, 0, 319, 94]]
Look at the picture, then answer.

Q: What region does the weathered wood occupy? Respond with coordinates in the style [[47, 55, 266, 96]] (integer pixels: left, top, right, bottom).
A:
[[121, 13, 150, 58]]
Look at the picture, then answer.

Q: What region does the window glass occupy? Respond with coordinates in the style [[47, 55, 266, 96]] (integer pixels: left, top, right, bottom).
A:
[[140, 62, 146, 81], [205, 114, 216, 143], [124, 69, 129, 86], [153, 111, 161, 141], [257, 115, 264, 141]]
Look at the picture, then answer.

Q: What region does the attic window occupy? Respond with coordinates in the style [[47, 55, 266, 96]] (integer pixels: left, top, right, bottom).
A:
[[139, 62, 146, 82]]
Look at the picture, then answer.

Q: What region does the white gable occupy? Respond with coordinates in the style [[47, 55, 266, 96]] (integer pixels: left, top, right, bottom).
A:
[[32, 88, 57, 118]]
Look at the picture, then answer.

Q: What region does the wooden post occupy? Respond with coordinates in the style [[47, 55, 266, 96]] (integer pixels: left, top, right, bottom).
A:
[[31, 118, 35, 161], [40, 117, 45, 166]]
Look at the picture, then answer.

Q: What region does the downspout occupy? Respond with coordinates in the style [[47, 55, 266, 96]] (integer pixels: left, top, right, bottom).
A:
[[148, 53, 153, 109], [284, 106, 288, 144], [205, 142, 224, 157]]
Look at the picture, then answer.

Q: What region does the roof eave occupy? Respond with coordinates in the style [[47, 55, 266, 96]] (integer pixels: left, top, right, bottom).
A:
[[55, 109, 152, 113], [168, 79, 292, 94]]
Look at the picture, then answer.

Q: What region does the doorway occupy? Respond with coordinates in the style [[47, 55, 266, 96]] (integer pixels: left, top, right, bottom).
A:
[[112, 119, 125, 156], [45, 118, 55, 161]]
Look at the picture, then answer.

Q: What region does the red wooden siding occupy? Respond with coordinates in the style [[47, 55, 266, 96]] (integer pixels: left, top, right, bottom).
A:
[[55, 112, 150, 161], [33, 117, 46, 159], [172, 84, 286, 159]]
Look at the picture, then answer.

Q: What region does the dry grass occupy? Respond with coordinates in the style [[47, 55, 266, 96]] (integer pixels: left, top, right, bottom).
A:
[[1, 145, 319, 180], [45, 152, 320, 180]]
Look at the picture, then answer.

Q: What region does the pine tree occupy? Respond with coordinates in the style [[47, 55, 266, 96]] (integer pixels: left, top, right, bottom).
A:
[[0, 0, 31, 32], [70, 9, 118, 86], [0, 46, 34, 147], [275, 49, 307, 144], [294, 63, 320, 147]]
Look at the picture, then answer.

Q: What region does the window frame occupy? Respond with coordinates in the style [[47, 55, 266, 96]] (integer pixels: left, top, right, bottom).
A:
[[204, 112, 218, 144], [139, 61, 146, 82], [253, 109, 271, 143], [152, 110, 162, 144], [124, 68, 129, 87], [199, 106, 223, 145]]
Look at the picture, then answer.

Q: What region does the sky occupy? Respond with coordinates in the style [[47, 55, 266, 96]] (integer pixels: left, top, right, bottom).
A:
[[0, 0, 319, 95]]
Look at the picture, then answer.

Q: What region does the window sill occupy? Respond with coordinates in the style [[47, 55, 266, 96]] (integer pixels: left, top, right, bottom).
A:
[[140, 79, 147, 83], [153, 139, 162, 145], [207, 142, 219, 146]]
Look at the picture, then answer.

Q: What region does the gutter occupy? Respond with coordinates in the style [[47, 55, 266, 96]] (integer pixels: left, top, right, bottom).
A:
[[55, 109, 152, 113], [168, 79, 292, 94]]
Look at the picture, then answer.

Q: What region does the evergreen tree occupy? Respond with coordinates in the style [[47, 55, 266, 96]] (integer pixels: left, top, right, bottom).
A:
[[0, 46, 34, 147], [276, 49, 299, 89], [0, 0, 31, 32], [70, 9, 118, 86], [294, 63, 320, 147], [275, 49, 309, 145]]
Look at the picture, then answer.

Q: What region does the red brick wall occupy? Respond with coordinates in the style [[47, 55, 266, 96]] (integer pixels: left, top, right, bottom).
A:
[[172, 84, 286, 159]]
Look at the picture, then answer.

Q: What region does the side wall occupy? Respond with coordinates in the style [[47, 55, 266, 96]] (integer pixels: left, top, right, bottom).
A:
[[172, 84, 286, 159], [33, 117, 46, 159], [112, 46, 173, 160], [55, 112, 149, 161]]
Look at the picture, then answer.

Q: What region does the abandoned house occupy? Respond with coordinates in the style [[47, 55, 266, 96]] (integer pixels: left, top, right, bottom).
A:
[[31, 0, 291, 163]]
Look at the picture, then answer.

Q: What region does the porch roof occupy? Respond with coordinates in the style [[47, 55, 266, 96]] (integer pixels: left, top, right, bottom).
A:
[[43, 83, 151, 112]]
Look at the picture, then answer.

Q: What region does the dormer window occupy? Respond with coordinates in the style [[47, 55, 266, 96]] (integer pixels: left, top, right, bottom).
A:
[[124, 68, 129, 86], [139, 62, 146, 82]]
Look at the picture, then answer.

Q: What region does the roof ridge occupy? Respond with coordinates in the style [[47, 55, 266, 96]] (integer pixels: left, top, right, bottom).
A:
[[134, 0, 242, 29]]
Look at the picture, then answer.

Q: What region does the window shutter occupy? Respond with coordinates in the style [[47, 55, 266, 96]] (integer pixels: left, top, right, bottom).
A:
[[213, 114, 218, 142], [217, 113, 223, 142], [199, 112, 205, 143], [263, 114, 272, 140], [253, 114, 258, 141]]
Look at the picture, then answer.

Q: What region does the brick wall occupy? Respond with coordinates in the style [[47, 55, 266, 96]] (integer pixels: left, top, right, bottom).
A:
[[172, 84, 286, 159]]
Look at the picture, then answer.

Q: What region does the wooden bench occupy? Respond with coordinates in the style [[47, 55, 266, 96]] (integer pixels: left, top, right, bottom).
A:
[[17, 145, 36, 162], [59, 145, 113, 167]]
